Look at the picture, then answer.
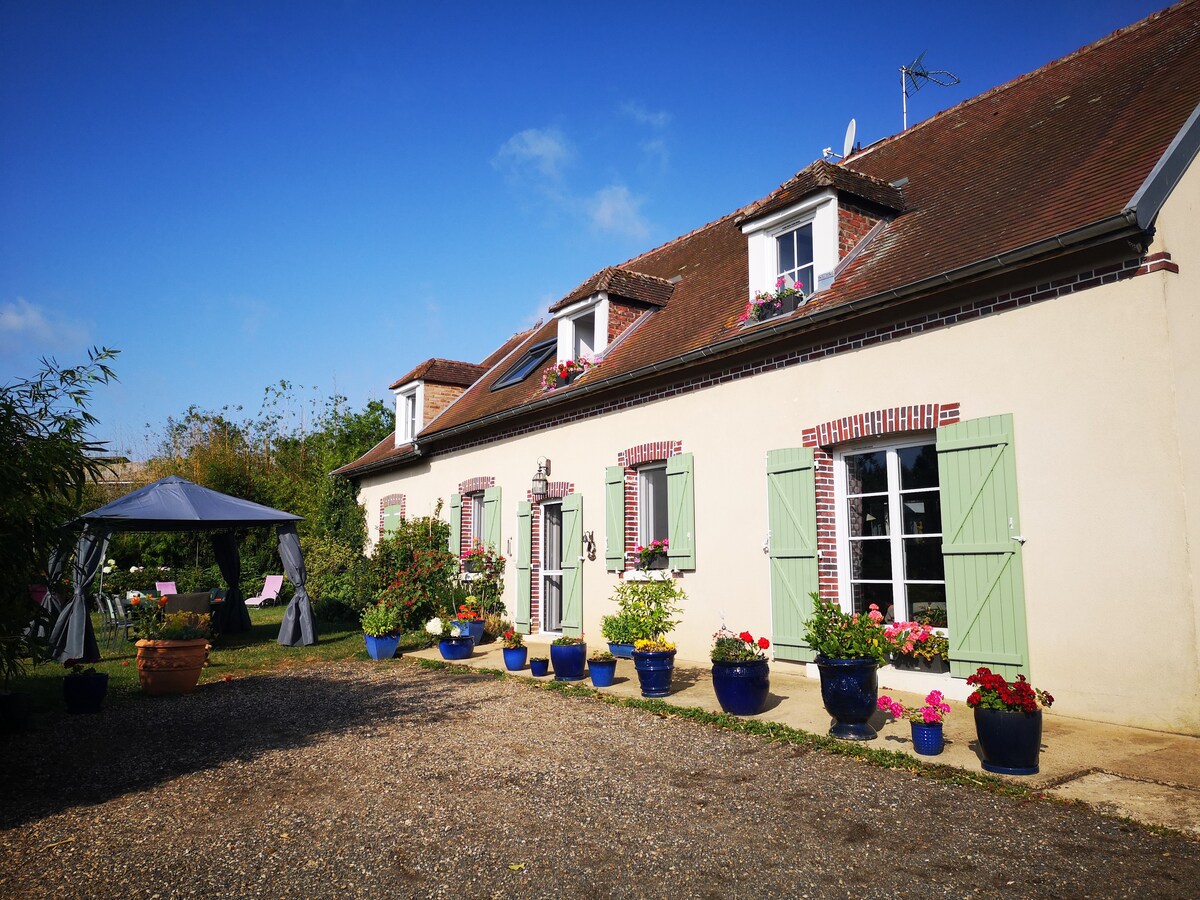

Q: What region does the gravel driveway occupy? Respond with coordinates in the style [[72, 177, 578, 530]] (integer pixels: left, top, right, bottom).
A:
[[1, 660, 1196, 898]]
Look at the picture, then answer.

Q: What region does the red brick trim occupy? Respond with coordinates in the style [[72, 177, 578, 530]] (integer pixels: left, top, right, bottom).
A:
[[378, 493, 405, 537], [525, 483, 576, 633], [1134, 251, 1179, 276], [413, 255, 1149, 458], [457, 476, 495, 556], [802, 403, 961, 604], [615, 441, 683, 572], [457, 476, 496, 494]]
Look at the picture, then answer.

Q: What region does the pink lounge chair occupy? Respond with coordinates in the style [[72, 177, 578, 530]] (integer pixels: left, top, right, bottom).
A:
[[245, 575, 284, 608], [156, 581, 177, 595]]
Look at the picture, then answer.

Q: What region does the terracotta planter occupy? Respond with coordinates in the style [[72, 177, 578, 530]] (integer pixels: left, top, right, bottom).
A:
[[135, 639, 210, 695]]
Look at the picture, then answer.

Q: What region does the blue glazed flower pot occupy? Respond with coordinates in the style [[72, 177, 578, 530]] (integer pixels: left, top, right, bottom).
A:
[[816, 656, 880, 740], [550, 642, 587, 681], [530, 658, 549, 676], [975, 708, 1043, 775], [607, 642, 634, 659], [911, 721, 944, 756], [712, 659, 770, 716], [503, 646, 528, 671], [63, 673, 109, 714], [632, 649, 675, 698], [589, 659, 617, 687], [438, 636, 473, 661], [364, 633, 401, 661], [457, 621, 484, 645]]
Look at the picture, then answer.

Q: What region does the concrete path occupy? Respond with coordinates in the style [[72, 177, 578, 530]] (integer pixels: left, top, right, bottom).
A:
[[409, 641, 1200, 837]]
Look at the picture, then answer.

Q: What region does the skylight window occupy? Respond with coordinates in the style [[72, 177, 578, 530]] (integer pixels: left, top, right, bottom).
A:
[[492, 338, 557, 390]]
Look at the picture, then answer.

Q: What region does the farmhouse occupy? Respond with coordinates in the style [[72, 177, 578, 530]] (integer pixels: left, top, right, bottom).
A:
[[339, 2, 1200, 735]]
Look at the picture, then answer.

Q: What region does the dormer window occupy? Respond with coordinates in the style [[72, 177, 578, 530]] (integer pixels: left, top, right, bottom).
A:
[[776, 222, 815, 296], [556, 295, 610, 364], [394, 382, 423, 445], [572, 309, 597, 359], [741, 189, 837, 302]]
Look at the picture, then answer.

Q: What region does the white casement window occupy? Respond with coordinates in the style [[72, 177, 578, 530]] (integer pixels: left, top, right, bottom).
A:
[[638, 463, 669, 564], [541, 500, 563, 632], [741, 191, 837, 299], [394, 382, 423, 446], [468, 493, 485, 548], [555, 294, 610, 363], [834, 439, 946, 627]]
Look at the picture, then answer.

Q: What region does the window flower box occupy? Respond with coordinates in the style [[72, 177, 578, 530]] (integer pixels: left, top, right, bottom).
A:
[[541, 357, 595, 391], [739, 278, 806, 325]]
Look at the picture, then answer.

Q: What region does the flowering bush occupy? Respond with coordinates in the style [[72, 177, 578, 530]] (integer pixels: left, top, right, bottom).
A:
[[454, 599, 482, 623], [878, 690, 952, 725], [360, 600, 402, 637], [128, 593, 168, 640], [541, 356, 595, 391], [551, 635, 585, 646], [711, 627, 770, 663], [460, 543, 507, 613], [738, 277, 806, 324], [634, 538, 669, 570], [378, 547, 459, 631], [634, 638, 676, 653], [501, 628, 524, 649], [884, 621, 949, 663], [426, 616, 465, 639], [606, 579, 684, 643], [130, 596, 211, 642], [966, 667, 1054, 713], [802, 594, 889, 666]]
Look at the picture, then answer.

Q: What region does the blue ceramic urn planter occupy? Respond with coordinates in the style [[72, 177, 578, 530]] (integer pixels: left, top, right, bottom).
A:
[[607, 642, 634, 659], [550, 642, 587, 681], [974, 708, 1043, 775], [364, 633, 401, 661], [502, 646, 528, 671], [438, 636, 473, 661], [816, 656, 880, 740], [910, 721, 944, 756], [712, 659, 770, 716], [457, 620, 484, 646], [589, 659, 617, 687], [63, 672, 109, 714], [632, 649, 676, 698], [529, 658, 550, 676]]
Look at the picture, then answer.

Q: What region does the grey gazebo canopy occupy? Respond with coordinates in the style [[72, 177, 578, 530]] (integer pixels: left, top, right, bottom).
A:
[[49, 476, 317, 663]]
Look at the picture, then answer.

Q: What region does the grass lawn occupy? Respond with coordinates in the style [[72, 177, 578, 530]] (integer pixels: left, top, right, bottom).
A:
[[11, 607, 433, 716]]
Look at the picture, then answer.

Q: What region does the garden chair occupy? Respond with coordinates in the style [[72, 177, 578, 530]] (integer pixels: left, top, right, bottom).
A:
[[245, 575, 284, 608], [100, 593, 133, 651], [156, 581, 177, 595]]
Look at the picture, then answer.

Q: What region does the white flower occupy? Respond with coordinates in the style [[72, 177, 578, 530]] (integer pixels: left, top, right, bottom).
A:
[[450, 625, 462, 638], [102, 566, 113, 574], [107, 559, 116, 566], [129, 566, 139, 573], [425, 617, 443, 636]]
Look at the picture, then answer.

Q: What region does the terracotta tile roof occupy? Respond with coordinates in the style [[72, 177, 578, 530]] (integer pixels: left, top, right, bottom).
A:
[[548, 266, 677, 313], [388, 358, 487, 391], [342, 1, 1200, 473], [480, 328, 538, 370], [331, 436, 419, 477], [741, 160, 907, 225]]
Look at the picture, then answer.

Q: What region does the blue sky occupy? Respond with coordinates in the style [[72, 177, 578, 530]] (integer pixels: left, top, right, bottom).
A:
[[0, 0, 1166, 456]]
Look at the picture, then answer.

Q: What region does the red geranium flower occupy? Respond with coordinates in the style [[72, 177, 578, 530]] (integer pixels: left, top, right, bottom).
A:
[[757, 637, 770, 650], [739, 631, 753, 643]]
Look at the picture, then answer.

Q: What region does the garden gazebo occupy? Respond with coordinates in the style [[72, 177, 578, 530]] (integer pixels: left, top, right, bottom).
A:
[[49, 476, 317, 663]]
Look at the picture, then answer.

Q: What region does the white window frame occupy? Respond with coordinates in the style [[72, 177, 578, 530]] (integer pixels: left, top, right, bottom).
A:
[[541, 500, 564, 634], [393, 381, 423, 447], [637, 462, 669, 552], [741, 190, 838, 300], [832, 436, 945, 625], [554, 293, 611, 364], [468, 492, 485, 549]]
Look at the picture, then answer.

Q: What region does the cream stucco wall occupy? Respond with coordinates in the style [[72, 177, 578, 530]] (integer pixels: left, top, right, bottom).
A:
[[358, 163, 1200, 735]]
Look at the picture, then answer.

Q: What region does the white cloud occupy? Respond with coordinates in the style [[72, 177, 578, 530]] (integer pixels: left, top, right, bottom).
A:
[[621, 101, 672, 128], [641, 137, 670, 171], [0, 297, 90, 356], [493, 127, 573, 181], [588, 185, 650, 240]]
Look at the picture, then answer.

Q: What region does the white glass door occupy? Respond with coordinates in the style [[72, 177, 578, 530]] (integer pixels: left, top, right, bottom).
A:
[[541, 501, 563, 633]]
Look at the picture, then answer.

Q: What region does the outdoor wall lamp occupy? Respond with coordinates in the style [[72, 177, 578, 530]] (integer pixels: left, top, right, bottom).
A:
[[531, 457, 551, 500]]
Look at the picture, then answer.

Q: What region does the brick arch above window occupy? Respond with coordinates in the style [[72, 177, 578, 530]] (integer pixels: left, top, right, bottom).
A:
[[527, 481, 574, 503], [378, 493, 406, 538], [458, 475, 496, 494], [803, 402, 961, 604], [612, 439, 686, 573], [618, 440, 683, 468]]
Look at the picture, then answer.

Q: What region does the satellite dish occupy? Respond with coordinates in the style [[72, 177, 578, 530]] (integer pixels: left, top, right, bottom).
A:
[[843, 118, 857, 159]]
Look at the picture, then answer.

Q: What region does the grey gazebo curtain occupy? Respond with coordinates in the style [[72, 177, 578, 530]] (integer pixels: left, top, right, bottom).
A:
[[49, 526, 111, 663], [210, 531, 251, 634], [276, 523, 316, 647]]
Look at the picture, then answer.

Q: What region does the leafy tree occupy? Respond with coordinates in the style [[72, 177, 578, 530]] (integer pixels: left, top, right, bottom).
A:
[[0, 349, 118, 684]]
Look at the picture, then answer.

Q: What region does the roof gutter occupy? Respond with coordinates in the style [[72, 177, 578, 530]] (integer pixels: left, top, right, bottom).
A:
[[410, 210, 1145, 453]]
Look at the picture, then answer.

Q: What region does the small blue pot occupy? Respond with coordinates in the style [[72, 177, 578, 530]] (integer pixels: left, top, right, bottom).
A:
[[438, 636, 473, 661], [457, 620, 484, 645], [589, 659, 617, 687], [364, 633, 401, 661], [632, 649, 675, 698], [607, 642, 634, 659], [503, 646, 528, 671], [530, 658, 549, 676], [911, 721, 944, 756], [816, 656, 880, 740], [712, 659, 770, 716], [550, 642, 587, 681]]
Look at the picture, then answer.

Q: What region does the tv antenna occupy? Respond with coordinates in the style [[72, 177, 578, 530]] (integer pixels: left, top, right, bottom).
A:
[[900, 51, 959, 130], [822, 118, 857, 162]]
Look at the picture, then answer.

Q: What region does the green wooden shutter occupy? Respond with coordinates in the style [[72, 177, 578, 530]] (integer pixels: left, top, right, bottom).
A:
[[666, 452, 696, 570], [515, 500, 532, 634], [561, 493, 584, 638], [382, 504, 403, 536], [937, 414, 1030, 679], [483, 486, 502, 551], [449, 493, 462, 557], [605, 465, 625, 571], [767, 448, 819, 662]]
